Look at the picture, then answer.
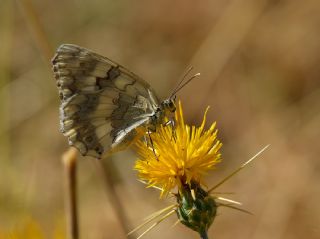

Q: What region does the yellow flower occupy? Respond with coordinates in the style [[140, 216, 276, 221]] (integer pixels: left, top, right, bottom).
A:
[[134, 101, 222, 197]]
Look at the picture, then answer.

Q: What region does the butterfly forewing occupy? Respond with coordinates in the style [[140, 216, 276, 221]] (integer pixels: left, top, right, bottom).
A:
[[52, 44, 161, 158]]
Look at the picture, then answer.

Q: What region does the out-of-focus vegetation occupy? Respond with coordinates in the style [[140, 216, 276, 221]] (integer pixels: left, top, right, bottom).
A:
[[0, 0, 319, 238]]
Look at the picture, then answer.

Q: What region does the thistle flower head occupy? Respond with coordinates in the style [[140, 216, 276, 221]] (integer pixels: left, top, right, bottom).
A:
[[132, 106, 269, 238], [134, 101, 222, 197]]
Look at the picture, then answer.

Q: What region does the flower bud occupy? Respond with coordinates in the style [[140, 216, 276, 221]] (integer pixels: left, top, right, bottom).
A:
[[176, 181, 217, 238]]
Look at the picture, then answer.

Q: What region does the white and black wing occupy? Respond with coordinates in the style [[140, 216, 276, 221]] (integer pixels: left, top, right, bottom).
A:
[[52, 44, 160, 158]]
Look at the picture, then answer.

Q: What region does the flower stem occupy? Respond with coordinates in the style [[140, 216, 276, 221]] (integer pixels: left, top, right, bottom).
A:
[[200, 231, 209, 239]]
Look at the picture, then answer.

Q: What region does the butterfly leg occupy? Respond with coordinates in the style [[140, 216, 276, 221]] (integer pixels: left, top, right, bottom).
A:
[[147, 128, 159, 160], [143, 134, 148, 145], [163, 118, 176, 141]]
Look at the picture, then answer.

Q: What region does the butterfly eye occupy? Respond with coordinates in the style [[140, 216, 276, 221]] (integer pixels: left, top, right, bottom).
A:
[[95, 145, 103, 155], [168, 101, 176, 112]]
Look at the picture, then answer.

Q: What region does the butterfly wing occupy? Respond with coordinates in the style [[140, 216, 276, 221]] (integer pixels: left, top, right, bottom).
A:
[[52, 44, 161, 158]]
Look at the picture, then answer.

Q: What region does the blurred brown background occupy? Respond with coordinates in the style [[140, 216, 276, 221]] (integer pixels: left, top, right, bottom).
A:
[[0, 0, 319, 238]]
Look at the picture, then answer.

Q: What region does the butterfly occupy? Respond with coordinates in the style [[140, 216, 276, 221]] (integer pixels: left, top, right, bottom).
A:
[[52, 44, 196, 159]]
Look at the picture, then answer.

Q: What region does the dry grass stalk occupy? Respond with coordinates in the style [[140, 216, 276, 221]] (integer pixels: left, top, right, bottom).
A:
[[16, 0, 53, 61], [62, 147, 79, 239], [93, 159, 134, 239]]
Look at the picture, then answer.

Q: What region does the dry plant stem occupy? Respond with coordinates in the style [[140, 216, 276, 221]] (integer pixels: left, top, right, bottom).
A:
[[62, 148, 79, 239], [186, 0, 270, 121], [94, 160, 134, 239], [16, 0, 53, 61], [0, 0, 13, 156]]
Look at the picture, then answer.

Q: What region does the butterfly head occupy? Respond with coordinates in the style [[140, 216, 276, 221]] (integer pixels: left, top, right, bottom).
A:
[[161, 97, 176, 113]]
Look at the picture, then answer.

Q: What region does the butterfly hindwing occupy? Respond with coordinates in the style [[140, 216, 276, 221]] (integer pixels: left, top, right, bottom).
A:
[[52, 44, 160, 158]]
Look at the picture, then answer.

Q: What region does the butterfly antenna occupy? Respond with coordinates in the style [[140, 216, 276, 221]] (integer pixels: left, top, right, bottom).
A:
[[170, 72, 200, 98], [169, 67, 198, 99], [170, 66, 193, 96]]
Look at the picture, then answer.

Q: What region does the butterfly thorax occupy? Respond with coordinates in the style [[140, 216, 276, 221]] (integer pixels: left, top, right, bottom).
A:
[[161, 98, 176, 114], [145, 99, 175, 132]]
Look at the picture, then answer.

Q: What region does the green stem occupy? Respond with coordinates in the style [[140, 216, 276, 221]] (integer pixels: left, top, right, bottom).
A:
[[200, 231, 209, 239]]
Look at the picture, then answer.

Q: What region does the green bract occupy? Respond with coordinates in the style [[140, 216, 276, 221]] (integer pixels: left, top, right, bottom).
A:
[[176, 181, 217, 238]]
